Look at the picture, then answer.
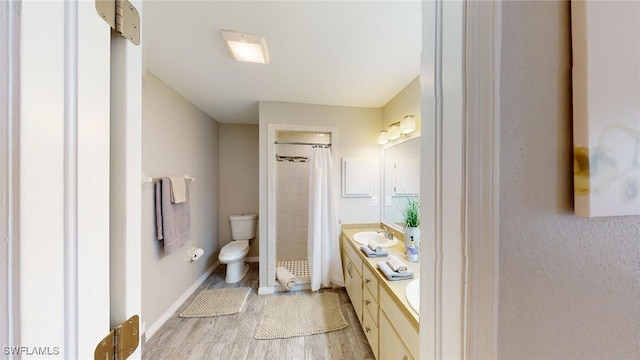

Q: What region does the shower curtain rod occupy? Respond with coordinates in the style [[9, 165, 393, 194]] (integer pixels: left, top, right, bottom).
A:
[[274, 141, 331, 147]]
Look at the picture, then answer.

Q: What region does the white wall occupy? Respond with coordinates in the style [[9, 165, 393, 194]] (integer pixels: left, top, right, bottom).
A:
[[498, 2, 640, 358], [141, 73, 219, 332]]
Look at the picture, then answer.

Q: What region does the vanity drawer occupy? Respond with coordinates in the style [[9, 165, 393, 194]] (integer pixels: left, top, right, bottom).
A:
[[363, 286, 379, 326], [362, 305, 379, 359], [362, 265, 379, 301]]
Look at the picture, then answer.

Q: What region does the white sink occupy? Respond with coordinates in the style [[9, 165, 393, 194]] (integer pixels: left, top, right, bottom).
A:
[[406, 279, 420, 315], [352, 231, 398, 248]]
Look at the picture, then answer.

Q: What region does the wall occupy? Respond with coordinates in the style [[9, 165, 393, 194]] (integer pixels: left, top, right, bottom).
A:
[[141, 73, 219, 332], [218, 124, 259, 259], [258, 101, 382, 288], [382, 76, 421, 131], [498, 2, 640, 358]]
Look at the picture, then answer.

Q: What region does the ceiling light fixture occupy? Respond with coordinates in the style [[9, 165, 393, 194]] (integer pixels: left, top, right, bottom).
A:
[[221, 30, 270, 64], [401, 114, 416, 134]]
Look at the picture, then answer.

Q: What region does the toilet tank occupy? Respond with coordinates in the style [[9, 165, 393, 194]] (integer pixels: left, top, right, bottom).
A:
[[229, 213, 258, 240]]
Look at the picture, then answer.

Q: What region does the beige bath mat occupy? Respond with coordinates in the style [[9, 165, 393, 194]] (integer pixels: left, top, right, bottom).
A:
[[254, 292, 348, 339], [179, 287, 250, 318]]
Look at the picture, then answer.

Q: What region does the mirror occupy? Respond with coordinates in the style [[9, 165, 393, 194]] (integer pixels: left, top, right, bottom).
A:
[[381, 133, 421, 231]]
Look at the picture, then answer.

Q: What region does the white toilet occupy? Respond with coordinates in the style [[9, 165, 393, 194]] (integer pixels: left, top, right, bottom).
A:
[[219, 213, 258, 283]]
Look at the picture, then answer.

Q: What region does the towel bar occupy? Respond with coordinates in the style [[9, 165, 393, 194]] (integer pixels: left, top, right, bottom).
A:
[[141, 173, 195, 185]]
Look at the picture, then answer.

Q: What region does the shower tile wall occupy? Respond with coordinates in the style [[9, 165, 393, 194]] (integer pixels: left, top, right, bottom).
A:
[[276, 159, 309, 260], [275, 131, 329, 261]]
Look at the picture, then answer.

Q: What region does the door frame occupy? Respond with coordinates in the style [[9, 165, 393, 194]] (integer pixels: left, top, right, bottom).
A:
[[419, 1, 501, 359], [0, 0, 21, 354], [463, 1, 501, 358]]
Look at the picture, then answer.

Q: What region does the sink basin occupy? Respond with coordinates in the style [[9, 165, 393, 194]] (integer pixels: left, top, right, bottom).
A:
[[406, 279, 420, 315], [352, 231, 398, 248]]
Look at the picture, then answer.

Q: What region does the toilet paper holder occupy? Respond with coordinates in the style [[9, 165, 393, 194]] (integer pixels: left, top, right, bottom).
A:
[[187, 247, 204, 262]]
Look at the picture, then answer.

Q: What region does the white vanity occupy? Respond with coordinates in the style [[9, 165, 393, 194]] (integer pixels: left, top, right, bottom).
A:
[[341, 227, 419, 360]]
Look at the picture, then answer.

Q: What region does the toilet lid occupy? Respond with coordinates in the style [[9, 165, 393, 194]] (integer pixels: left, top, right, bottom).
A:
[[220, 241, 249, 256]]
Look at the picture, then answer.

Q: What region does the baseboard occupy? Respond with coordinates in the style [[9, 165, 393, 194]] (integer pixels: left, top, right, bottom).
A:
[[144, 261, 220, 340], [258, 286, 275, 295]]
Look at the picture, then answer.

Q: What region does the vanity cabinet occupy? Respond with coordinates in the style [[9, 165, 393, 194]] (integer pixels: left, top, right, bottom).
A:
[[380, 289, 419, 359], [342, 231, 418, 360], [361, 265, 380, 359], [379, 310, 413, 360], [342, 236, 363, 323]]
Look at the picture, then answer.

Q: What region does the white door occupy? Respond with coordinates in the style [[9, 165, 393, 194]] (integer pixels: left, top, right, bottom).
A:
[[18, 0, 142, 358]]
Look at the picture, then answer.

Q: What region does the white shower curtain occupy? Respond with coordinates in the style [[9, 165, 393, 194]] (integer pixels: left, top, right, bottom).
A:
[[308, 146, 344, 291]]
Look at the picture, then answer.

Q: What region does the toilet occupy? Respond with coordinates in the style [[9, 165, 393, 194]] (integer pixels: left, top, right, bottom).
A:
[[219, 213, 258, 283]]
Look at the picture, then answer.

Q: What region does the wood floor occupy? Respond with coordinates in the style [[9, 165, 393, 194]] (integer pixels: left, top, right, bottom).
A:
[[142, 262, 374, 360]]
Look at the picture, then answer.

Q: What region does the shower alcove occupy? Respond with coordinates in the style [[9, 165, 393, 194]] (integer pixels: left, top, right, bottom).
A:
[[266, 124, 338, 292]]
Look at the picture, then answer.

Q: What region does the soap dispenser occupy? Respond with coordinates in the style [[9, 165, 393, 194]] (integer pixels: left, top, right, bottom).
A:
[[406, 236, 419, 262]]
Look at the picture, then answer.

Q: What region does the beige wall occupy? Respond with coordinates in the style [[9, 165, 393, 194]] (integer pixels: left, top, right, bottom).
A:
[[382, 76, 421, 131], [498, 2, 640, 358], [218, 124, 260, 258], [141, 73, 219, 330]]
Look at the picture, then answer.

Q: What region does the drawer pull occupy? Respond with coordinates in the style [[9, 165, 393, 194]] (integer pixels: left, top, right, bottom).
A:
[[347, 263, 352, 278], [365, 300, 371, 305], [365, 278, 371, 284], [365, 326, 371, 333]]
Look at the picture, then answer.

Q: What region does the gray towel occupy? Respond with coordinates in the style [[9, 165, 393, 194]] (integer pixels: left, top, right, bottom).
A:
[[377, 261, 414, 281], [155, 177, 191, 254], [360, 245, 388, 258]]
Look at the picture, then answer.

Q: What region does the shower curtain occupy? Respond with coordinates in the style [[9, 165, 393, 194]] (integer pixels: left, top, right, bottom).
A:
[[308, 146, 344, 291]]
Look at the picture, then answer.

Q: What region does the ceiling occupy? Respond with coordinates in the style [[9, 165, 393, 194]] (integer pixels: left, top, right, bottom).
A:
[[143, 1, 422, 124]]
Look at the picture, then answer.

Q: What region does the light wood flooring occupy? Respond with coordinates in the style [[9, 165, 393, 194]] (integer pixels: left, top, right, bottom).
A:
[[142, 262, 374, 360]]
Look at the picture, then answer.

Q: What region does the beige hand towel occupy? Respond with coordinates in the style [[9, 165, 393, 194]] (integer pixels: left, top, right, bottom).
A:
[[167, 176, 187, 204], [276, 266, 297, 290], [367, 240, 382, 252]]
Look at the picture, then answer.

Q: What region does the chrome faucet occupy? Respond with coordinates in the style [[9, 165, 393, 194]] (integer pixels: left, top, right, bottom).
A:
[[377, 228, 394, 240]]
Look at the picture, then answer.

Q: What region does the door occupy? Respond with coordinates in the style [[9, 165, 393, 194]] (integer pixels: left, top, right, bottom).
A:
[[18, 0, 142, 358]]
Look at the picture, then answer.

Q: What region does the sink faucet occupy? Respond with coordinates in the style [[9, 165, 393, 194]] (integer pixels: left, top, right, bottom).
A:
[[377, 228, 394, 240]]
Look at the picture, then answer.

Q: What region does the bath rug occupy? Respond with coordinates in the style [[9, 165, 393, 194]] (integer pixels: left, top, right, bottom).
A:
[[179, 287, 250, 318], [254, 292, 348, 339]]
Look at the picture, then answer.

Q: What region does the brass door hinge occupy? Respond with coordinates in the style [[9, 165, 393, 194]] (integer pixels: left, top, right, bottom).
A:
[[94, 315, 140, 360], [95, 0, 140, 45]]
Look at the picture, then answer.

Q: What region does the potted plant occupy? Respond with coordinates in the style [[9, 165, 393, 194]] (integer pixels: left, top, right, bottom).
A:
[[402, 197, 420, 251]]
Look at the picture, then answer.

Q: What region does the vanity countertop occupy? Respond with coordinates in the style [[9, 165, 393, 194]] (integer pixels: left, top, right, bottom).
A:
[[341, 227, 419, 329]]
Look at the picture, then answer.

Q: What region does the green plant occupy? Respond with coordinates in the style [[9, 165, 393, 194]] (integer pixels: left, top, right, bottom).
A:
[[402, 197, 420, 228]]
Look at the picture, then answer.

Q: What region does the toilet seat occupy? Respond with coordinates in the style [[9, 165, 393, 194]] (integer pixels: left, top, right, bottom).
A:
[[219, 240, 249, 262]]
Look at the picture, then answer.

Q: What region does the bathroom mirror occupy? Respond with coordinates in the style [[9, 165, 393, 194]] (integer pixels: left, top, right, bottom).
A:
[[381, 133, 421, 232]]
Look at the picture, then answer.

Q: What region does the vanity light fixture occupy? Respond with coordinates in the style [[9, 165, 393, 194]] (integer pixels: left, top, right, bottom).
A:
[[221, 30, 270, 64], [400, 114, 416, 134], [388, 122, 401, 140], [378, 130, 389, 145]]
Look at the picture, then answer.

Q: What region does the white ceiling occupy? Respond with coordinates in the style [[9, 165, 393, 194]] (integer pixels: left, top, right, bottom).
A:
[[143, 1, 421, 124]]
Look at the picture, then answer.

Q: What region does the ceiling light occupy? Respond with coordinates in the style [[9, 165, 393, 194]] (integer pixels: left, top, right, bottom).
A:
[[221, 30, 270, 64], [401, 114, 416, 134], [378, 130, 389, 145], [388, 122, 401, 140]]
